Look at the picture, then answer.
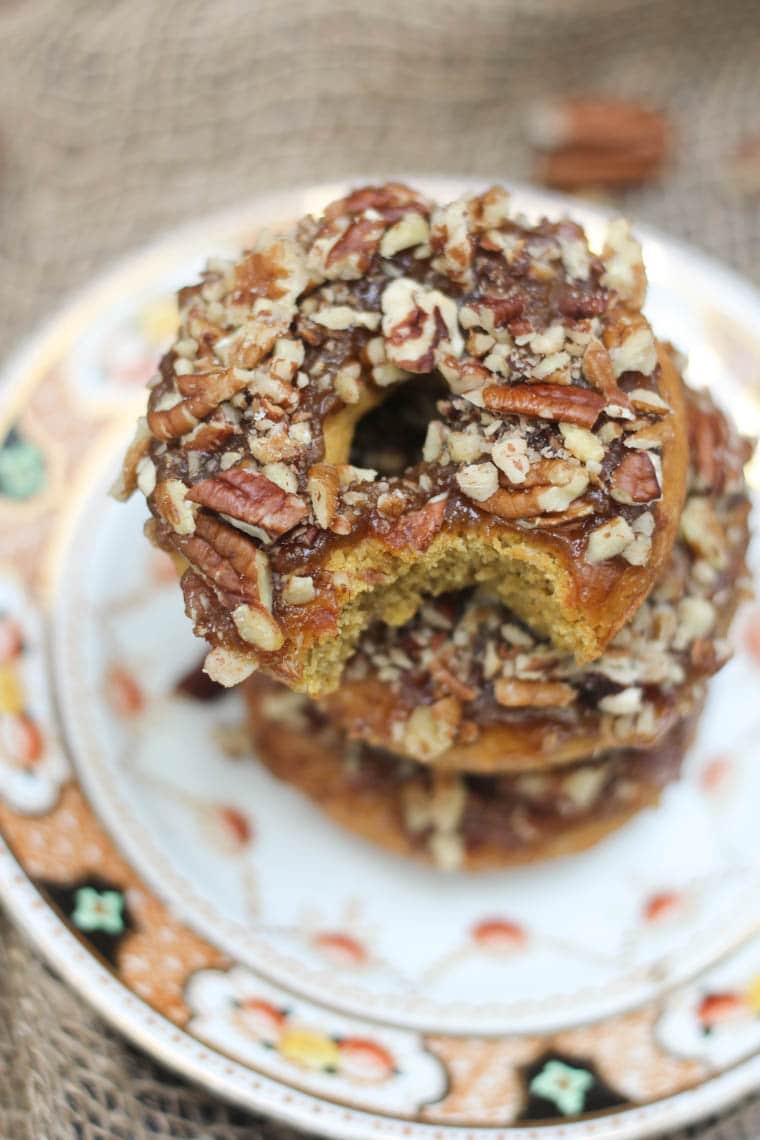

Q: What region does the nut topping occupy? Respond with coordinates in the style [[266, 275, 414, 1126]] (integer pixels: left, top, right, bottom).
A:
[[186, 469, 307, 539], [610, 451, 662, 504], [483, 382, 606, 428]]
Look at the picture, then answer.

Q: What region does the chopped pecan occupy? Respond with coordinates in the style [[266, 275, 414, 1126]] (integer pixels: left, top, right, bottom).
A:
[[455, 462, 499, 502], [430, 198, 475, 288], [111, 417, 150, 501], [204, 644, 258, 687], [603, 312, 657, 378], [149, 367, 250, 441], [679, 496, 727, 569], [582, 339, 632, 409], [380, 212, 431, 258], [585, 516, 635, 563], [689, 400, 731, 493], [402, 697, 461, 761], [601, 219, 646, 309], [147, 394, 200, 441], [381, 277, 463, 373], [483, 382, 606, 428], [429, 657, 477, 702], [308, 212, 386, 281], [308, 463, 339, 529], [153, 479, 198, 535], [324, 183, 430, 223], [624, 420, 672, 450], [183, 418, 236, 452], [385, 495, 447, 552], [232, 603, 284, 651], [232, 235, 306, 305], [481, 464, 588, 520], [186, 469, 307, 539], [610, 451, 661, 504], [494, 677, 575, 708], [176, 514, 269, 606]]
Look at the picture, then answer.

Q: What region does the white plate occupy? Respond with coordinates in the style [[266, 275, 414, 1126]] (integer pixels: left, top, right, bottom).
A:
[[0, 177, 759, 1139]]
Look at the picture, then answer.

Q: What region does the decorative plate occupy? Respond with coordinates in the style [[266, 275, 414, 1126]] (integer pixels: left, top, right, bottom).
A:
[[1, 178, 759, 1140]]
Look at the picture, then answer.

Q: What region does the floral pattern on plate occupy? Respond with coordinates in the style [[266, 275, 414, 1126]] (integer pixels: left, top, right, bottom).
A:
[[0, 579, 68, 813], [187, 968, 447, 1114]]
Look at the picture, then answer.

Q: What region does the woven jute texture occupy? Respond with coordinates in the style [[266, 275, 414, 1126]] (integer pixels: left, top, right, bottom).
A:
[[1, 1, 759, 1136]]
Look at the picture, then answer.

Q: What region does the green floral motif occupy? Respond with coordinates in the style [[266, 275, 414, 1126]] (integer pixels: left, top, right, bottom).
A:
[[529, 1059, 594, 1116], [0, 432, 46, 500], [71, 887, 125, 936]]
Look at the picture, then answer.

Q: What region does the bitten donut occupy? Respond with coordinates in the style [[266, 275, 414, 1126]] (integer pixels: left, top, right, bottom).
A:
[[323, 391, 752, 771], [245, 677, 697, 872], [115, 183, 688, 695]]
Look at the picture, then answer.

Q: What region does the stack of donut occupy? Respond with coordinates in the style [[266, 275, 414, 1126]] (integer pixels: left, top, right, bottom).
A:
[[118, 183, 754, 870]]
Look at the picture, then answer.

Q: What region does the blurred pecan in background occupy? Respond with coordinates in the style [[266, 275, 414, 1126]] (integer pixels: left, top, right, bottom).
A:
[[729, 136, 760, 197], [528, 96, 671, 190]]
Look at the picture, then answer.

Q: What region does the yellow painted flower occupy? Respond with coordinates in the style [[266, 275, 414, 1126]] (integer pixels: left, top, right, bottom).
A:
[[745, 974, 760, 1015], [138, 296, 178, 346], [0, 664, 24, 714], [278, 1026, 340, 1071]]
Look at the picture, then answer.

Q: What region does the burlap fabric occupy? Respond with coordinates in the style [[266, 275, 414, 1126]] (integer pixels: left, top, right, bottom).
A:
[[0, 1, 759, 1135]]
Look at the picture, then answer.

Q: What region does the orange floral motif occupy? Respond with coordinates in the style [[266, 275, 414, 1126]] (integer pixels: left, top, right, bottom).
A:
[[337, 1039, 396, 1083], [105, 666, 145, 717], [743, 607, 760, 664], [0, 616, 23, 663], [697, 992, 748, 1031], [0, 712, 44, 768], [215, 806, 253, 848], [232, 992, 397, 1082], [234, 998, 287, 1044], [312, 931, 368, 967], [700, 755, 734, 795], [471, 918, 528, 953], [643, 891, 684, 924]]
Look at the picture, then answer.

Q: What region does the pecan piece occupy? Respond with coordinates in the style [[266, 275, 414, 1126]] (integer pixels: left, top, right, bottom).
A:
[[494, 678, 575, 708], [308, 463, 339, 530], [385, 495, 447, 552], [111, 417, 150, 501], [529, 97, 669, 190], [610, 451, 661, 504], [381, 277, 463, 373], [186, 469, 307, 539], [148, 367, 250, 441], [481, 466, 588, 521], [177, 514, 270, 607], [582, 340, 632, 410], [402, 697, 461, 761], [232, 603, 284, 652], [153, 478, 198, 535], [483, 382, 606, 429], [689, 401, 730, 493]]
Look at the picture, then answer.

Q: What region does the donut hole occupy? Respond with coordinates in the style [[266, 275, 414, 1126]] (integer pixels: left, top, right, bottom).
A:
[[349, 374, 447, 476]]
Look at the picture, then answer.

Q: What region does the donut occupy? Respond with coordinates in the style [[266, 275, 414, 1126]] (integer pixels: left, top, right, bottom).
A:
[[115, 183, 688, 695], [244, 676, 697, 872], [322, 390, 752, 771]]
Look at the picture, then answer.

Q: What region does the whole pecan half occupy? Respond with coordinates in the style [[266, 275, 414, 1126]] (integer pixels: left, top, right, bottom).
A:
[[610, 451, 661, 504], [186, 469, 307, 539], [176, 514, 269, 606], [483, 382, 606, 428]]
